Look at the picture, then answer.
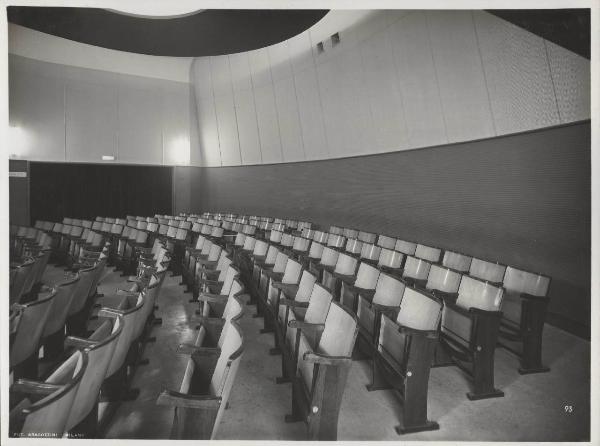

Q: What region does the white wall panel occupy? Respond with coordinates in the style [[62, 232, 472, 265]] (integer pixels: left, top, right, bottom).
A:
[[546, 41, 591, 123], [293, 66, 329, 160], [196, 97, 221, 167], [229, 52, 253, 92], [268, 43, 293, 83], [163, 82, 191, 165], [390, 11, 447, 148], [248, 48, 273, 88], [427, 10, 495, 142], [192, 57, 213, 100], [288, 32, 315, 74], [253, 84, 282, 163], [65, 80, 118, 162], [209, 56, 233, 97], [233, 88, 262, 165], [273, 78, 305, 162], [474, 11, 560, 134], [117, 86, 163, 164], [360, 27, 409, 152], [9, 65, 66, 161], [214, 94, 241, 166]]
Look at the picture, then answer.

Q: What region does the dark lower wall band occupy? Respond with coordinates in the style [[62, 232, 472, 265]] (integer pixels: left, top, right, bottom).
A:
[[190, 121, 591, 338]]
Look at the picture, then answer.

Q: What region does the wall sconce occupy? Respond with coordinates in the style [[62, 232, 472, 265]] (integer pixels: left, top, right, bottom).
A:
[[102, 155, 115, 161], [171, 137, 190, 165]]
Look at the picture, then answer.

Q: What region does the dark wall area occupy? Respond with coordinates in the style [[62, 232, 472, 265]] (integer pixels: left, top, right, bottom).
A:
[[191, 122, 591, 338], [9, 159, 30, 226], [29, 162, 173, 223]]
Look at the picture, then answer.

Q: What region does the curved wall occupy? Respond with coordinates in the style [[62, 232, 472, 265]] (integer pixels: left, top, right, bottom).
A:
[[191, 10, 590, 167]]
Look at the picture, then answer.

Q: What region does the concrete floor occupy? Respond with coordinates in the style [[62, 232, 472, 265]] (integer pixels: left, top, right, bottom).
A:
[[41, 264, 591, 441]]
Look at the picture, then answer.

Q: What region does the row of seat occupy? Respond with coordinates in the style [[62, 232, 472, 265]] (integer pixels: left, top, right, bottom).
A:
[[180, 210, 552, 437], [9, 220, 173, 438]]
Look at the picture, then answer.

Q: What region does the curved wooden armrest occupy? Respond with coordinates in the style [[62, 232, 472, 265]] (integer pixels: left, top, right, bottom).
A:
[[194, 316, 226, 327], [403, 277, 428, 289], [196, 278, 221, 285], [64, 336, 99, 350], [372, 302, 400, 319], [288, 320, 325, 331], [177, 344, 221, 356], [116, 289, 137, 296], [97, 308, 124, 318], [272, 282, 299, 294], [198, 293, 228, 304], [469, 307, 503, 317], [430, 290, 458, 303], [279, 298, 309, 308], [345, 284, 372, 295], [196, 259, 217, 266], [398, 324, 439, 339], [11, 379, 62, 396], [520, 292, 549, 302], [302, 351, 352, 366], [358, 290, 376, 303], [156, 390, 222, 409], [264, 271, 284, 280], [331, 272, 356, 282]]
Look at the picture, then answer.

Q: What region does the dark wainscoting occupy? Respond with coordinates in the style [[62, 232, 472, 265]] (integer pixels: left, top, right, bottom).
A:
[[9, 159, 30, 226], [29, 162, 173, 223], [190, 121, 591, 338]]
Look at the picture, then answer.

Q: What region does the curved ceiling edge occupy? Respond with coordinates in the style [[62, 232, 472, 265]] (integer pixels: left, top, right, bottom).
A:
[[7, 7, 329, 57]]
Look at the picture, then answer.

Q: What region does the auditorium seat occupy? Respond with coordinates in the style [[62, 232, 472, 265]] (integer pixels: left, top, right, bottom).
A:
[[394, 239, 417, 256], [377, 248, 405, 276], [499, 266, 551, 374], [424, 264, 463, 303], [63, 315, 123, 437], [359, 242, 382, 265], [371, 287, 443, 434], [442, 250, 473, 273], [309, 246, 339, 282], [9, 350, 87, 438], [401, 255, 432, 288], [437, 275, 504, 400], [40, 276, 80, 362], [276, 282, 332, 384], [321, 251, 358, 300], [468, 257, 506, 285], [157, 320, 244, 439], [286, 301, 358, 440], [10, 288, 57, 379], [377, 235, 397, 250], [356, 272, 405, 357], [340, 261, 380, 313], [264, 258, 303, 336]]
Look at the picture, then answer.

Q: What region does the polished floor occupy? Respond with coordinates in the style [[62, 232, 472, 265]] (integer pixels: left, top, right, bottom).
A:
[[42, 264, 590, 441]]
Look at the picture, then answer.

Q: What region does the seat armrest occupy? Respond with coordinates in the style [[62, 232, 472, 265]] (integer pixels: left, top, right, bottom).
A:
[[398, 324, 439, 339], [198, 293, 228, 304], [279, 298, 309, 308], [64, 336, 99, 350], [156, 390, 222, 409], [520, 292, 549, 302], [302, 351, 352, 366], [331, 272, 356, 282], [177, 344, 221, 356], [11, 379, 62, 396]]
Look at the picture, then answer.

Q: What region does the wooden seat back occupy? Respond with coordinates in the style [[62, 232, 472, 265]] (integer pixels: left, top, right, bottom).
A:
[[360, 243, 381, 262], [469, 258, 506, 284], [206, 244, 222, 262], [502, 267, 550, 324], [301, 228, 315, 239], [354, 262, 380, 289], [263, 245, 279, 265], [233, 232, 246, 248], [377, 235, 397, 250], [242, 236, 256, 251], [269, 230, 283, 244], [358, 231, 377, 244], [319, 247, 339, 268], [42, 276, 80, 338], [326, 233, 346, 249], [342, 228, 358, 239], [396, 287, 443, 330], [10, 289, 57, 368], [280, 233, 294, 248], [10, 259, 35, 303], [425, 264, 462, 294], [334, 252, 358, 275], [345, 238, 363, 255], [220, 265, 239, 295], [308, 241, 325, 260], [328, 225, 343, 235], [252, 239, 269, 257], [394, 239, 417, 255], [292, 236, 311, 253], [11, 350, 87, 437], [377, 248, 404, 270], [415, 244, 441, 263], [402, 256, 431, 282], [65, 315, 123, 430], [312, 231, 328, 244], [443, 250, 473, 272], [100, 293, 145, 378], [372, 272, 406, 306], [68, 265, 98, 316]]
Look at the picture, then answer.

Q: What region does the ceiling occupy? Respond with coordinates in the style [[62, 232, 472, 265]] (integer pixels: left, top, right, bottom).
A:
[[488, 9, 590, 59], [6, 7, 329, 57], [7, 8, 590, 59]]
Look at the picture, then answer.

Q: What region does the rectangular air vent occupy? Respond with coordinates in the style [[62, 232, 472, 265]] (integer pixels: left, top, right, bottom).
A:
[[316, 41, 324, 54], [331, 32, 340, 46]]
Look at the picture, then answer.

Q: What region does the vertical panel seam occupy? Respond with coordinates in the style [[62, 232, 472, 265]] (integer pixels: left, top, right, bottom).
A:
[[472, 11, 498, 137], [266, 49, 285, 163], [387, 17, 411, 149], [227, 56, 243, 166], [208, 58, 224, 167], [248, 54, 264, 164], [425, 11, 450, 144], [543, 39, 563, 124], [289, 40, 307, 161], [308, 31, 330, 158]]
